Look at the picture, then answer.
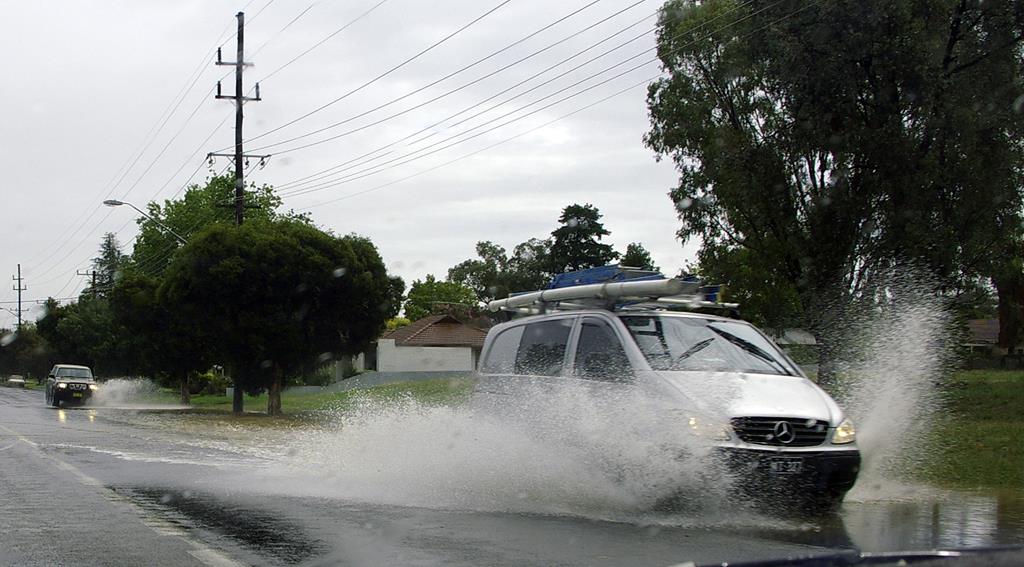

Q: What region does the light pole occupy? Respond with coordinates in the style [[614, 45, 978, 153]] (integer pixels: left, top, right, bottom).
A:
[[102, 200, 187, 245]]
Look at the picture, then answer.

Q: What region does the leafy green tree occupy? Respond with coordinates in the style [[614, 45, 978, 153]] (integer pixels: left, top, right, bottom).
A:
[[384, 276, 406, 320], [645, 0, 1024, 376], [693, 243, 803, 332], [108, 271, 215, 403], [448, 241, 509, 304], [161, 220, 391, 414], [35, 296, 129, 376], [89, 233, 127, 297], [621, 242, 659, 272], [403, 275, 478, 321], [547, 204, 618, 273], [130, 174, 300, 276], [0, 324, 53, 381]]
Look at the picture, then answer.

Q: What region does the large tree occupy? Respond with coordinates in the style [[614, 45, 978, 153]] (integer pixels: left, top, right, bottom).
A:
[[403, 275, 478, 321], [0, 324, 53, 381], [108, 271, 215, 404], [160, 220, 391, 414], [448, 240, 552, 304], [645, 0, 1024, 367], [547, 204, 618, 273], [620, 242, 659, 272], [35, 296, 129, 376], [130, 174, 296, 276], [89, 233, 127, 297]]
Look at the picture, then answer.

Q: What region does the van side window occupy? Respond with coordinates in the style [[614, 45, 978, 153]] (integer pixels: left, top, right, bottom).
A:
[[574, 317, 632, 382], [515, 319, 572, 376], [481, 326, 525, 373]]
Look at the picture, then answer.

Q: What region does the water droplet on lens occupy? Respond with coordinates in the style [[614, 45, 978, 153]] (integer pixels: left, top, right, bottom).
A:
[[1013, 95, 1024, 113], [333, 267, 347, 278]]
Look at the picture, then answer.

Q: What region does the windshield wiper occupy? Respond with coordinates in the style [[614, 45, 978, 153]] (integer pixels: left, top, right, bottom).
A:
[[674, 337, 715, 364], [706, 326, 792, 375]]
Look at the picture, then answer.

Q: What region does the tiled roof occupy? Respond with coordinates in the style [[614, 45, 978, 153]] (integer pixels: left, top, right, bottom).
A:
[[967, 319, 999, 344], [382, 314, 487, 348]]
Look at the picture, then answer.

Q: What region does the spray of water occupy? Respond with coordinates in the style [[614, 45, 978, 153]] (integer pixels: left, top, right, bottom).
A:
[[835, 276, 955, 499], [91, 378, 179, 408], [251, 382, 737, 522]]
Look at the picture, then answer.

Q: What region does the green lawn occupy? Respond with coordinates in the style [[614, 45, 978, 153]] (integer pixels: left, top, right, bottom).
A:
[[921, 370, 1024, 489], [184, 376, 475, 416]]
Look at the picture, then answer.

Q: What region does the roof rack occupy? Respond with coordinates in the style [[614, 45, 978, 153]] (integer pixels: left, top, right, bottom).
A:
[[485, 265, 738, 315]]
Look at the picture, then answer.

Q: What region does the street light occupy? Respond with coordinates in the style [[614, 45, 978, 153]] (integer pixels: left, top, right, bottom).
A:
[[103, 199, 187, 245]]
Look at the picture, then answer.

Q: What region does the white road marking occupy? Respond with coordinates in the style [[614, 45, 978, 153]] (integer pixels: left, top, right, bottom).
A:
[[0, 422, 244, 567]]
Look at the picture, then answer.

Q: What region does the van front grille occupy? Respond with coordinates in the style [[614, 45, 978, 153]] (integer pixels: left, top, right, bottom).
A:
[[730, 416, 829, 447]]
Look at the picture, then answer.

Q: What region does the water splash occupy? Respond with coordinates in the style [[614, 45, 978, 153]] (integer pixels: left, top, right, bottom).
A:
[[836, 279, 954, 498], [255, 383, 734, 521], [91, 378, 177, 408]]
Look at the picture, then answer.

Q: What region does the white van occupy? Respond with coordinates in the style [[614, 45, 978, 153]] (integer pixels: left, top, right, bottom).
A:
[[475, 273, 860, 509]]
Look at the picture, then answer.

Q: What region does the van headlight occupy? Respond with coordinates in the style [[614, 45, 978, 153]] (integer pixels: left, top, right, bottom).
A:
[[687, 415, 732, 441], [88, 384, 98, 391], [832, 418, 856, 444], [57, 382, 67, 389]]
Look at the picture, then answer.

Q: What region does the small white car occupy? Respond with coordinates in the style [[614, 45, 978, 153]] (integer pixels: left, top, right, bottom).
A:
[[474, 308, 860, 509], [45, 364, 99, 407]]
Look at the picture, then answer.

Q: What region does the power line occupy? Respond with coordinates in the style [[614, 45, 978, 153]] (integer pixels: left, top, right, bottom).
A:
[[246, 0, 618, 155], [219, 0, 514, 151], [24, 0, 284, 286], [292, 0, 817, 210], [271, 0, 768, 199], [301, 77, 659, 212], [23, 1, 267, 284], [250, 1, 318, 58], [256, 0, 391, 83], [266, 9, 660, 190]]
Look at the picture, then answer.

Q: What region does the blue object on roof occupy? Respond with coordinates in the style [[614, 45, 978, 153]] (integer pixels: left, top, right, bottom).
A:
[[702, 284, 721, 303], [545, 265, 664, 290]]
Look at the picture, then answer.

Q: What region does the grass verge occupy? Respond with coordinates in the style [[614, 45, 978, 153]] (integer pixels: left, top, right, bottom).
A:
[[183, 377, 474, 418], [921, 370, 1024, 490]]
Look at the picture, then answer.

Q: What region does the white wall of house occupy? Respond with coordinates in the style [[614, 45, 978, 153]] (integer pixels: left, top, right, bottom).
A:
[[376, 338, 476, 372]]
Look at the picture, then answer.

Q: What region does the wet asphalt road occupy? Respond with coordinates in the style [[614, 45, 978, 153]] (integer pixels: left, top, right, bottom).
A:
[[1, 386, 1021, 566]]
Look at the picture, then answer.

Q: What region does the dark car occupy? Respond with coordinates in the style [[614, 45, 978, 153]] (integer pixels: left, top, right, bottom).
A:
[[45, 364, 98, 408]]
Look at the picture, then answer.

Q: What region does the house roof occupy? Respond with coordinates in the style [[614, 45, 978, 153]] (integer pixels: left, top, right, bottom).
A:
[[967, 319, 999, 345], [382, 314, 488, 348]]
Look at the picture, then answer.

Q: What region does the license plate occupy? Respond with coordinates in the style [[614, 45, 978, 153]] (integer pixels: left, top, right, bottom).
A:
[[72, 392, 83, 398], [768, 458, 803, 475]]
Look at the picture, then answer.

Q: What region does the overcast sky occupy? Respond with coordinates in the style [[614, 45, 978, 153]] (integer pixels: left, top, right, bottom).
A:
[[0, 0, 696, 328]]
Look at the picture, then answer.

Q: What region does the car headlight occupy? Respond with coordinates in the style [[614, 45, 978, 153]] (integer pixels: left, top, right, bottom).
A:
[[687, 415, 732, 441], [88, 384, 98, 391], [832, 418, 856, 444], [57, 382, 67, 389]]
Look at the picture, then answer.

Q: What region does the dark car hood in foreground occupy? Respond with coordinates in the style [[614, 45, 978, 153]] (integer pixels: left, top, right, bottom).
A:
[[701, 546, 1024, 567]]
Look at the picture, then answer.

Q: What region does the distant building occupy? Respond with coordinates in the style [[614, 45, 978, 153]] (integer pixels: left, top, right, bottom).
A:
[[965, 319, 1000, 354], [369, 314, 488, 373]]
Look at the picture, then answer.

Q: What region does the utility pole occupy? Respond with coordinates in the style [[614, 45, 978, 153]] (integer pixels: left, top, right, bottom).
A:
[[11, 264, 26, 329], [211, 11, 267, 415], [77, 269, 97, 298], [212, 11, 267, 227]]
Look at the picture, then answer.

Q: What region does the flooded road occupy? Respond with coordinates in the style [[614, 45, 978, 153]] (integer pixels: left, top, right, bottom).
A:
[[1, 387, 1021, 566]]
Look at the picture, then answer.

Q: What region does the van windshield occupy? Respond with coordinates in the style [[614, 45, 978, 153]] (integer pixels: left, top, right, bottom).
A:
[[620, 315, 796, 376], [56, 367, 93, 379]]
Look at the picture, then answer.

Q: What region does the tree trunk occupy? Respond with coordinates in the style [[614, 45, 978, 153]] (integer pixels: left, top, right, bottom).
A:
[[267, 367, 283, 416], [232, 372, 244, 414], [994, 270, 1024, 352], [179, 372, 191, 405]]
